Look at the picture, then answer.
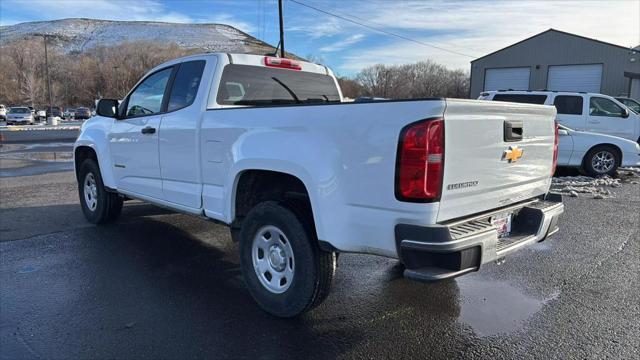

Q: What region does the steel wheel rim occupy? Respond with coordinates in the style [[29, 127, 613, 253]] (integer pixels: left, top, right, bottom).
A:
[[591, 151, 615, 173], [83, 173, 98, 211], [252, 225, 295, 294]]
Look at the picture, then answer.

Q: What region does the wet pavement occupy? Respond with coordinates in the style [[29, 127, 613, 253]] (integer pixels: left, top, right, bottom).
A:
[[0, 142, 74, 178], [1, 143, 639, 359]]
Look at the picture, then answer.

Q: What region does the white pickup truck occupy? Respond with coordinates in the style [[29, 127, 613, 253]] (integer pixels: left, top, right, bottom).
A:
[[75, 53, 564, 317]]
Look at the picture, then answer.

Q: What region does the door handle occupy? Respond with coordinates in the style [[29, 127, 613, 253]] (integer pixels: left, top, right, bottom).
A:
[[588, 120, 600, 124], [141, 126, 156, 134]]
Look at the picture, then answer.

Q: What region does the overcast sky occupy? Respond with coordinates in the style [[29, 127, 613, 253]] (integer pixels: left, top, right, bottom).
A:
[[1, 0, 638, 75]]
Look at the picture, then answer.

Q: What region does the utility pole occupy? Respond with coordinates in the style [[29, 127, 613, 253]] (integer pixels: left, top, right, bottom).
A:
[[42, 35, 53, 117], [278, 0, 285, 58]]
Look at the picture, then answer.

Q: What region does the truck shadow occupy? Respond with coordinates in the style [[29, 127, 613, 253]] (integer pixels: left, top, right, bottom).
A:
[[2, 202, 466, 359]]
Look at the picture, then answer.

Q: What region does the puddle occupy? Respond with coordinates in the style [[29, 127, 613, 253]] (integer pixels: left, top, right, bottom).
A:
[[456, 278, 559, 337], [18, 265, 39, 274], [0, 151, 73, 162]]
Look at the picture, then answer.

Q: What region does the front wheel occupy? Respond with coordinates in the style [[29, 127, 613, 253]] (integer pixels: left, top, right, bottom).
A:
[[78, 159, 123, 224], [583, 146, 619, 177], [239, 201, 336, 317]]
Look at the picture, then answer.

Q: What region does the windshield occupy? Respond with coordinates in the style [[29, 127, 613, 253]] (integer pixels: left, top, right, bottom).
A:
[[9, 107, 29, 114], [217, 64, 341, 106], [618, 98, 640, 114]]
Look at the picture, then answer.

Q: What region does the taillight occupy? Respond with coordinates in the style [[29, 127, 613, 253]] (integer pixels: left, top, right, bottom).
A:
[[264, 56, 302, 70], [552, 121, 559, 175], [396, 118, 444, 201]]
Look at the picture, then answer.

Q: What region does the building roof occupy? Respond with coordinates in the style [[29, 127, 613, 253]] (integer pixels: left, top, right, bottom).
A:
[[471, 28, 637, 63]]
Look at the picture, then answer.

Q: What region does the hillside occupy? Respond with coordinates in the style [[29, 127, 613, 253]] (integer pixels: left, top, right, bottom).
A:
[[0, 18, 281, 55]]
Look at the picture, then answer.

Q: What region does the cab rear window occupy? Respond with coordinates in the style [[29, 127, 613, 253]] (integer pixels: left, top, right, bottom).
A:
[[217, 64, 341, 106], [492, 94, 548, 104]]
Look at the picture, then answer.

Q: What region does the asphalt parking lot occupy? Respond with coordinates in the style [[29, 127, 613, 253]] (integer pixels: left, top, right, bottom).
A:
[[1, 141, 639, 359]]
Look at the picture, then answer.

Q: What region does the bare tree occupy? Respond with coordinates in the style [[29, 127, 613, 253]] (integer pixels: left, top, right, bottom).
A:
[[2, 38, 45, 106], [0, 38, 199, 108], [0, 38, 470, 109], [353, 60, 470, 99]]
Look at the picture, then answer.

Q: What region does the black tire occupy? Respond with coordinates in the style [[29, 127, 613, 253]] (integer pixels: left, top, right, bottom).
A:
[[239, 201, 336, 317], [582, 145, 619, 177], [78, 159, 123, 224]]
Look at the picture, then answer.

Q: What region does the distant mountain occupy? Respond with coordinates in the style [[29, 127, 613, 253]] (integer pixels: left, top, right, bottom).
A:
[[0, 18, 286, 56]]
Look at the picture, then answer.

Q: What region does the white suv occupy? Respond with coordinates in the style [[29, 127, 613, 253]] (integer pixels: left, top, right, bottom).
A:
[[479, 91, 640, 143]]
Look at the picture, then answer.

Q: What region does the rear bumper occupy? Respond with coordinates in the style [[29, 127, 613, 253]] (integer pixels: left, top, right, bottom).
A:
[[395, 193, 564, 282]]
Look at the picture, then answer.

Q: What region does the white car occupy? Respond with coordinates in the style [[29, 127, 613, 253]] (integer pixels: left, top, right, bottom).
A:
[[6, 106, 35, 125], [479, 90, 640, 143], [0, 104, 7, 121], [75, 53, 564, 317], [36, 110, 47, 122], [558, 125, 640, 176]]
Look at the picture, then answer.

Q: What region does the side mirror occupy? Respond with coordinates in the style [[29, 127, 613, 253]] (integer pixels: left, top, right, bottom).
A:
[[96, 99, 119, 118], [622, 108, 630, 118], [558, 129, 569, 136]]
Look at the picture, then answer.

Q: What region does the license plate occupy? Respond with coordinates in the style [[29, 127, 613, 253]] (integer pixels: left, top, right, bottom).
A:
[[491, 212, 512, 238]]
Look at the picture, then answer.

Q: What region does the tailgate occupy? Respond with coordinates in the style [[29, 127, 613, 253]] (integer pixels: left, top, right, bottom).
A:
[[437, 99, 557, 222]]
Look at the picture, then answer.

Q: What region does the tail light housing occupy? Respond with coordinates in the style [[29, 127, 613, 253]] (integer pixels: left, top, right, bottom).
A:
[[396, 118, 444, 202], [552, 121, 559, 175], [264, 56, 302, 70]]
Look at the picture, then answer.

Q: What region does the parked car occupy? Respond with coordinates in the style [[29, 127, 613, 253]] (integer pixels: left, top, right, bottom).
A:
[[63, 108, 76, 119], [6, 106, 35, 125], [557, 125, 640, 176], [74, 107, 92, 120], [0, 104, 6, 121], [46, 106, 63, 120], [615, 97, 640, 114], [479, 91, 640, 143], [36, 109, 47, 122], [75, 53, 564, 317]]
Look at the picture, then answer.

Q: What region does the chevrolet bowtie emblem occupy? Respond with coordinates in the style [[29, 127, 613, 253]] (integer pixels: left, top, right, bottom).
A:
[[503, 145, 524, 163]]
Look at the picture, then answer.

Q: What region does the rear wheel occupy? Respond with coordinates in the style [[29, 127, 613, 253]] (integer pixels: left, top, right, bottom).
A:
[[78, 159, 123, 224], [583, 146, 619, 177], [239, 201, 336, 317]]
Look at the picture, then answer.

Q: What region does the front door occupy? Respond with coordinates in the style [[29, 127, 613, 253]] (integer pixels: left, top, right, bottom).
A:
[[587, 96, 634, 141], [109, 66, 174, 199]]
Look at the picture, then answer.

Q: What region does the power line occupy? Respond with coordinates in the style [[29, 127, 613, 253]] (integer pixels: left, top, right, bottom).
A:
[[289, 0, 477, 58]]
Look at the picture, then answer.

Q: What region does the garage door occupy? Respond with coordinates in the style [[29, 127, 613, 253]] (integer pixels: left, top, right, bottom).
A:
[[547, 64, 602, 93], [484, 67, 530, 91]]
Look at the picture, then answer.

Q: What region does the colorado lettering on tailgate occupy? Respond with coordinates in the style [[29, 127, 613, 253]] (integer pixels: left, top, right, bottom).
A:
[[446, 181, 479, 191]]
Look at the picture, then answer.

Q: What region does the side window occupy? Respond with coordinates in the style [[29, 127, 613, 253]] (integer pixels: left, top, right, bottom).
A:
[[126, 67, 173, 117], [589, 97, 625, 117], [167, 60, 206, 112], [492, 94, 547, 104], [553, 95, 583, 115]]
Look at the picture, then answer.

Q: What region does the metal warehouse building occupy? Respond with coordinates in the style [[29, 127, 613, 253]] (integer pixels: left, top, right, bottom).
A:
[[470, 29, 640, 100]]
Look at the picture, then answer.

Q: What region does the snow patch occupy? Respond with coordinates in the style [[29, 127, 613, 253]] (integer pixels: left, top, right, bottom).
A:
[[0, 18, 277, 55], [551, 168, 640, 199]]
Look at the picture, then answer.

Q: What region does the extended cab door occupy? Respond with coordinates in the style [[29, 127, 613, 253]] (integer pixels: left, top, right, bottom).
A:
[[109, 66, 175, 199], [586, 96, 635, 141], [552, 94, 586, 130], [158, 59, 209, 209]]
